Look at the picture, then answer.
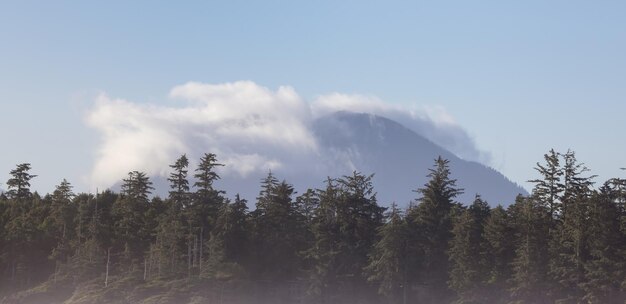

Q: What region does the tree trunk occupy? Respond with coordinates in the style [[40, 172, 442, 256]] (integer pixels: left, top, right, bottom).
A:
[[105, 247, 111, 287]]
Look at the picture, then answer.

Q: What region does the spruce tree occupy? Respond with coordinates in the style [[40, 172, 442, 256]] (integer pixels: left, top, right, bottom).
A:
[[549, 151, 595, 302], [216, 194, 250, 266], [250, 174, 306, 281], [365, 203, 409, 304], [508, 195, 551, 304], [580, 183, 626, 303], [528, 149, 563, 218], [336, 171, 385, 282], [448, 195, 490, 303], [406, 156, 463, 302], [6, 163, 36, 200], [482, 205, 515, 302], [114, 171, 154, 266], [306, 178, 342, 302], [168, 154, 190, 208]]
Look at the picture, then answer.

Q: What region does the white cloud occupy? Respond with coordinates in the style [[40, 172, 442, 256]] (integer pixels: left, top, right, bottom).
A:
[[86, 81, 317, 189], [86, 81, 489, 190]]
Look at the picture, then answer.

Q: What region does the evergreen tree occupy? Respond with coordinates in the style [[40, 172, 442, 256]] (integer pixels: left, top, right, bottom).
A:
[[528, 149, 563, 218], [482, 205, 515, 302], [114, 171, 154, 265], [365, 203, 409, 304], [6, 163, 36, 200], [448, 195, 490, 303], [193, 153, 223, 201], [202, 194, 250, 279], [406, 156, 463, 302], [216, 195, 250, 264], [250, 174, 306, 281], [306, 178, 342, 302], [549, 151, 595, 302], [335, 172, 385, 281], [580, 183, 626, 303], [189, 153, 225, 277], [168, 154, 190, 208], [45, 179, 77, 281], [508, 195, 551, 304], [296, 188, 319, 225]]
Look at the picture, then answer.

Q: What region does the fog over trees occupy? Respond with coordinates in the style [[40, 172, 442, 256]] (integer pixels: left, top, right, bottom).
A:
[[0, 150, 625, 304]]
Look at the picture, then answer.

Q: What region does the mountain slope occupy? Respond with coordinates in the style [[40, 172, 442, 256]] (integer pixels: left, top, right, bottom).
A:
[[311, 111, 526, 206], [201, 111, 526, 207]]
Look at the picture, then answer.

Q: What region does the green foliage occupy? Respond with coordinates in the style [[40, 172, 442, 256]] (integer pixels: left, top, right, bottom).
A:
[[6, 163, 37, 200], [365, 203, 409, 302], [2, 151, 626, 304], [406, 156, 463, 301], [508, 195, 552, 303], [448, 195, 491, 303]]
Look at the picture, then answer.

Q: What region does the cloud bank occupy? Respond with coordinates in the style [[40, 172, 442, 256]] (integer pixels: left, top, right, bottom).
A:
[[86, 81, 489, 190]]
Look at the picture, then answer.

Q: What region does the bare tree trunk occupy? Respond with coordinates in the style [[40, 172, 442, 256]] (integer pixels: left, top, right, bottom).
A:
[[105, 247, 111, 287], [143, 256, 147, 281], [199, 227, 203, 276], [187, 239, 192, 279]]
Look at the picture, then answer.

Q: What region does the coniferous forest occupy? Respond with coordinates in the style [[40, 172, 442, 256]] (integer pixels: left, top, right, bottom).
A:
[[0, 150, 625, 304]]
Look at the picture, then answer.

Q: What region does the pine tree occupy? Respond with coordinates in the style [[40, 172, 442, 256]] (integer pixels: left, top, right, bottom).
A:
[[6, 163, 37, 200], [250, 174, 306, 281], [448, 195, 490, 303], [168, 154, 190, 208], [46, 179, 77, 281], [189, 153, 225, 277], [216, 195, 250, 265], [114, 171, 154, 266], [306, 178, 342, 302], [580, 183, 626, 303], [336, 172, 385, 283], [482, 205, 515, 302], [296, 188, 319, 225], [365, 203, 409, 304], [528, 149, 563, 218], [406, 156, 463, 302], [508, 195, 551, 304], [193, 153, 223, 201], [549, 151, 595, 302]]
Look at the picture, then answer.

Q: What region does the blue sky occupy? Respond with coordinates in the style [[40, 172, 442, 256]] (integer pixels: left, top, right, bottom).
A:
[[1, 0, 625, 194]]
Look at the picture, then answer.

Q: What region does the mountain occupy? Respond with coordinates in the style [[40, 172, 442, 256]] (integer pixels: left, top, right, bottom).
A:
[[312, 111, 526, 205], [205, 111, 526, 207]]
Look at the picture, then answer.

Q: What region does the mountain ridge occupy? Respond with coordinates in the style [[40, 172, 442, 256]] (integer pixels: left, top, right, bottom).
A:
[[130, 111, 526, 207]]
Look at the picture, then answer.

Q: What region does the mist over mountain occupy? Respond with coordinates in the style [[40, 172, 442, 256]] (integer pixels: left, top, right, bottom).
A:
[[89, 82, 525, 206], [144, 111, 526, 207]]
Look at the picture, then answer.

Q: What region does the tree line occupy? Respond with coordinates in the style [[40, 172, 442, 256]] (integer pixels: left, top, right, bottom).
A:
[[0, 150, 625, 303]]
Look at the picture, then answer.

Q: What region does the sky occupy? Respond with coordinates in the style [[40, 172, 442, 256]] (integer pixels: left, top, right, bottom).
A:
[[1, 0, 625, 195]]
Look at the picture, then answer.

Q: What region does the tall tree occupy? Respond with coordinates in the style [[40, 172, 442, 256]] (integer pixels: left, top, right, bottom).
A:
[[482, 205, 515, 302], [306, 178, 342, 302], [250, 174, 306, 281], [528, 149, 563, 218], [580, 183, 626, 303], [6, 163, 36, 200], [335, 171, 385, 282], [46, 179, 76, 281], [114, 171, 154, 265], [190, 153, 225, 277], [365, 203, 409, 304], [193, 153, 223, 200], [168, 154, 190, 208], [508, 195, 551, 304], [549, 151, 595, 302], [406, 156, 463, 302], [448, 195, 490, 303]]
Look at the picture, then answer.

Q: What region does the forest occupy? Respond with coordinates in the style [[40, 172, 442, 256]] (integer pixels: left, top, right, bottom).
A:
[[0, 150, 625, 304]]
